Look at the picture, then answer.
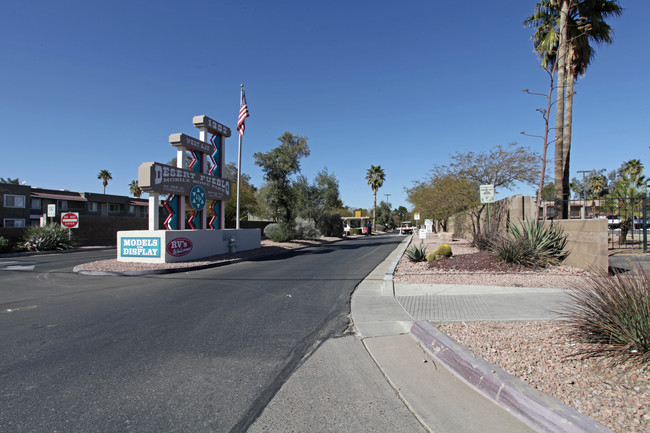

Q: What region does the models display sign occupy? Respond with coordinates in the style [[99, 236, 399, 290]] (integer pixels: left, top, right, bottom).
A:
[[121, 237, 161, 258], [138, 162, 231, 201]]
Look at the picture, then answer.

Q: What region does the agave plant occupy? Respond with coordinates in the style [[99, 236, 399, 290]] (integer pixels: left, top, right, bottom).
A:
[[406, 243, 427, 262], [507, 220, 569, 266]]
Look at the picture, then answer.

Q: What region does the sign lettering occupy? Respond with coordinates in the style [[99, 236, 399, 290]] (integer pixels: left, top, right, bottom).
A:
[[138, 162, 231, 200], [120, 237, 161, 258]]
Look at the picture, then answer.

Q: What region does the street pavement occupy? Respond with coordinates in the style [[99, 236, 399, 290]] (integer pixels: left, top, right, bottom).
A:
[[251, 235, 615, 433]]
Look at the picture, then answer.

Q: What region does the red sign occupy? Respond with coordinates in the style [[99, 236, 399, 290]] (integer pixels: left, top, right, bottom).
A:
[[166, 238, 193, 257], [61, 212, 79, 228]]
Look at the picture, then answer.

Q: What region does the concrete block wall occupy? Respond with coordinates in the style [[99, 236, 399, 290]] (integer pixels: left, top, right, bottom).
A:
[[553, 219, 608, 274]]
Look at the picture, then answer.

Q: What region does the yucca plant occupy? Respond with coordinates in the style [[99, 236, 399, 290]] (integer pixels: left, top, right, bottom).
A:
[[22, 224, 76, 251], [406, 243, 427, 262], [507, 220, 569, 266], [557, 264, 650, 368]]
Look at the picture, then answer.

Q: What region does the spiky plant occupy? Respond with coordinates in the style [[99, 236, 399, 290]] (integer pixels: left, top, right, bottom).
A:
[[508, 219, 569, 266], [22, 224, 76, 251], [557, 264, 650, 369], [406, 243, 427, 262]]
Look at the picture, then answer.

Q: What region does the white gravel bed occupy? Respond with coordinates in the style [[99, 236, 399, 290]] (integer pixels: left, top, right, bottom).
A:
[[393, 233, 648, 433], [76, 237, 342, 272], [438, 321, 649, 433], [393, 234, 591, 288]]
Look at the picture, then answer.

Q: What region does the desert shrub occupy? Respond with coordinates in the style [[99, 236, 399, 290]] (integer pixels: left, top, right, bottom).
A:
[[264, 223, 294, 242], [349, 228, 362, 235], [508, 220, 568, 266], [294, 220, 319, 240], [472, 230, 500, 252], [426, 251, 437, 262], [493, 236, 536, 266], [406, 243, 427, 262], [317, 214, 343, 237], [22, 224, 76, 251], [0, 236, 12, 253], [558, 266, 650, 368]]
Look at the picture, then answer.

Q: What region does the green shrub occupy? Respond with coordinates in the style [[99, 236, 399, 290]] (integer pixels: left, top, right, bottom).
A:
[[0, 236, 12, 253], [406, 243, 427, 262], [426, 251, 438, 262], [317, 214, 344, 237], [493, 236, 536, 266], [508, 220, 569, 266], [294, 221, 319, 240], [22, 224, 76, 251], [263, 223, 295, 242], [558, 265, 650, 368], [472, 230, 500, 251]]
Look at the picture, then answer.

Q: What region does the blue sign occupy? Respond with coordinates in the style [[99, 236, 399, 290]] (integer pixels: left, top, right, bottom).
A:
[[121, 237, 161, 258], [190, 185, 206, 210]]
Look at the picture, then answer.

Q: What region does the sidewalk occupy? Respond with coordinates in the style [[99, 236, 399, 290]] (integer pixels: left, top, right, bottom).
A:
[[350, 235, 614, 433]]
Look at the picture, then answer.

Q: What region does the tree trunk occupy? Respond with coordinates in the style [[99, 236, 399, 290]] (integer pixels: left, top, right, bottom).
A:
[[372, 189, 377, 233], [563, 50, 575, 215], [554, 0, 569, 220], [536, 66, 556, 216]]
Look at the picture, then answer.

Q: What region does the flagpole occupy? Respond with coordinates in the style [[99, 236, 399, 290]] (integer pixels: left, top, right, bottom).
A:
[[236, 84, 243, 230]]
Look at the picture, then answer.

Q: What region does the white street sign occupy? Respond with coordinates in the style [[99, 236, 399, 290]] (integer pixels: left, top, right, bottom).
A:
[[47, 204, 56, 217], [480, 184, 495, 204], [419, 229, 427, 239], [414, 213, 420, 220]]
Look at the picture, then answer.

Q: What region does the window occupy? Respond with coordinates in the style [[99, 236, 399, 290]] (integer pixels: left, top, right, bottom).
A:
[[3, 218, 25, 228], [58, 200, 68, 211], [109, 203, 121, 213], [4, 194, 26, 208], [88, 202, 99, 212], [31, 198, 42, 210], [128, 205, 135, 214]]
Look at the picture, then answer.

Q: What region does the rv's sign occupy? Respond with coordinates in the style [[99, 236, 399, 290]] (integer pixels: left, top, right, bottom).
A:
[[138, 162, 231, 201]]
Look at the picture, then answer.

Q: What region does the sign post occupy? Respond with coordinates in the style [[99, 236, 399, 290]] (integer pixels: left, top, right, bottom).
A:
[[480, 184, 495, 231]]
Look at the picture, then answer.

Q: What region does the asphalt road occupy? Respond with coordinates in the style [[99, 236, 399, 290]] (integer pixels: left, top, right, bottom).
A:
[[0, 235, 404, 432]]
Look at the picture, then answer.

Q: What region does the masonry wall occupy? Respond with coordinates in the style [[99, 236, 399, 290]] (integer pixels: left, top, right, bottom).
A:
[[554, 218, 608, 274]]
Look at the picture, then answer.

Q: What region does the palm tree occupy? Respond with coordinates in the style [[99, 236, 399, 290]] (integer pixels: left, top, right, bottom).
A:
[[526, 0, 622, 219], [97, 169, 112, 194], [365, 165, 385, 232], [129, 180, 142, 198]]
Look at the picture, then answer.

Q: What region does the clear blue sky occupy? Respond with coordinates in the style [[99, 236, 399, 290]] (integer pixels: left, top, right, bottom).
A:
[[1, 1, 648, 211]]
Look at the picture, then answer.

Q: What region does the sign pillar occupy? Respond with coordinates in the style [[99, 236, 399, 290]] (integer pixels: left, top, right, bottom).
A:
[[177, 147, 187, 230], [149, 194, 159, 230]]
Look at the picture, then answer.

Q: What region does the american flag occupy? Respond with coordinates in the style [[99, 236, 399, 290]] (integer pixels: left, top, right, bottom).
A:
[[237, 88, 250, 137]]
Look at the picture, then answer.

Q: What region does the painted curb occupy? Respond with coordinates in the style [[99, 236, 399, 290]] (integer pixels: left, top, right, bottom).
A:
[[410, 321, 614, 433]]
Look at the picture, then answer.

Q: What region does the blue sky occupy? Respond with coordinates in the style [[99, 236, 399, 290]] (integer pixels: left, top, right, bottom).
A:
[[1, 0, 648, 211]]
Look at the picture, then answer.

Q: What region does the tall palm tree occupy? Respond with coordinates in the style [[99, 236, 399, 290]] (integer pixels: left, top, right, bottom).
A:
[[97, 169, 112, 194], [526, 0, 622, 219], [129, 180, 142, 198], [365, 165, 385, 232]]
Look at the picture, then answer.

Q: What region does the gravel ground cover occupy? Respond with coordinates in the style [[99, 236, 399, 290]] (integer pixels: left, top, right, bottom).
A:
[[393, 233, 649, 433], [75, 237, 343, 273]]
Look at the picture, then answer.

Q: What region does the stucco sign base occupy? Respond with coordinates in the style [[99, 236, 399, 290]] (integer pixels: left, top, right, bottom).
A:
[[117, 229, 261, 263]]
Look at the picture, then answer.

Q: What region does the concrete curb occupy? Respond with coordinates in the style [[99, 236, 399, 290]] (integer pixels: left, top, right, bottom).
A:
[[409, 321, 614, 433]]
